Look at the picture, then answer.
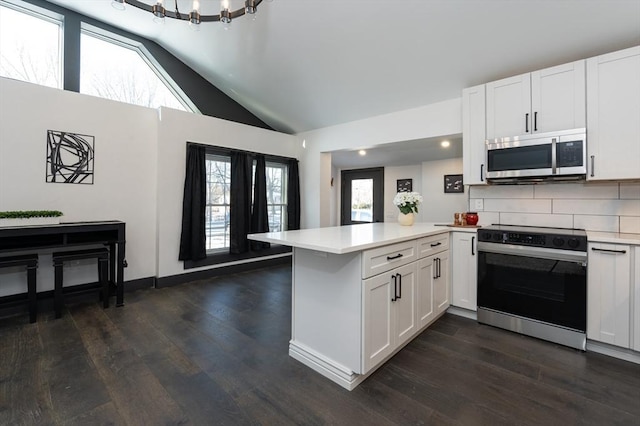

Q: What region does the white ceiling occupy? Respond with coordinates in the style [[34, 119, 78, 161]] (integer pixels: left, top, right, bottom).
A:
[[43, 0, 640, 136], [330, 135, 462, 168]]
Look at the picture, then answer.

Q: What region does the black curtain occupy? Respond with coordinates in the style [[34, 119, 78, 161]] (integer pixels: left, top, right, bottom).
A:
[[178, 145, 207, 261], [229, 151, 252, 254], [287, 159, 301, 230], [251, 155, 271, 250]]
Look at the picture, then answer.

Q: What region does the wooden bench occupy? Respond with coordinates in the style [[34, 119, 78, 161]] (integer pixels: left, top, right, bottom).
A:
[[0, 254, 39, 323], [52, 248, 109, 319]]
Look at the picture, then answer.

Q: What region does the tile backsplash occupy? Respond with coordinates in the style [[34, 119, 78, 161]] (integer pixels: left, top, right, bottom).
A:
[[470, 182, 640, 234]]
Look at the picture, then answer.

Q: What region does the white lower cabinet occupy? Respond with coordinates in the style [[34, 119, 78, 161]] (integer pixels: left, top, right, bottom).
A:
[[362, 233, 450, 374], [587, 243, 631, 348], [363, 262, 416, 373], [417, 250, 450, 327], [434, 251, 450, 316], [634, 249, 640, 352], [451, 232, 478, 311], [417, 257, 435, 328]]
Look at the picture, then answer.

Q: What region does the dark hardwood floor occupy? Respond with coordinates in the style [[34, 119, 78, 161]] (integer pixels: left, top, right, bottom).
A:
[[2, 263, 640, 425]]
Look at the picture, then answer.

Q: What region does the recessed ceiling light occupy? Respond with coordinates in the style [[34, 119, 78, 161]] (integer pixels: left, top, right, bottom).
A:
[[359, 150, 366, 156], [441, 140, 450, 148]]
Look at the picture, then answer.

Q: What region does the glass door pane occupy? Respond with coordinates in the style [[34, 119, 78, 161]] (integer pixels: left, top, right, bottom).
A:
[[351, 178, 373, 223]]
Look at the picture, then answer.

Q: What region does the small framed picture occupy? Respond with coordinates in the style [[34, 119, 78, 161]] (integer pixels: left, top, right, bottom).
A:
[[444, 174, 464, 193], [397, 178, 412, 192]]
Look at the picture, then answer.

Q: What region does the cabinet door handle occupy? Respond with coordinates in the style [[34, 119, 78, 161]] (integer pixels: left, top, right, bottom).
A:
[[430, 242, 442, 247], [534, 111, 538, 132], [480, 164, 484, 182], [397, 273, 402, 300], [591, 247, 626, 254], [433, 261, 437, 279], [525, 113, 529, 133], [387, 253, 403, 260], [391, 274, 397, 301], [472, 236, 475, 256], [590, 155, 595, 177]]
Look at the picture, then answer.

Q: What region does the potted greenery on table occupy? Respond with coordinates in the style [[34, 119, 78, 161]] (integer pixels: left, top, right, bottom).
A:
[[0, 210, 63, 227]]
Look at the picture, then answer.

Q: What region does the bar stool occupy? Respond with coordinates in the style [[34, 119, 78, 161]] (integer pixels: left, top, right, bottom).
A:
[[52, 248, 109, 319], [0, 254, 39, 323]]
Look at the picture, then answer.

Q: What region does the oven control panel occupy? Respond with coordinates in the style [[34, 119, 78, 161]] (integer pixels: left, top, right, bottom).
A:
[[478, 226, 587, 252]]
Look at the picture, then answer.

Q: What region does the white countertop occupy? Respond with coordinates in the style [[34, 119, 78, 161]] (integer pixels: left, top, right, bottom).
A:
[[248, 222, 451, 254], [587, 231, 640, 245]]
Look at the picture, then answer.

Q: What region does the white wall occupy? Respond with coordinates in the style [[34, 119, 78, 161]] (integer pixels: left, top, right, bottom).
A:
[[155, 108, 299, 278], [470, 182, 640, 232], [421, 158, 468, 223], [0, 78, 158, 296], [384, 165, 424, 222], [297, 98, 463, 228], [0, 77, 299, 296]]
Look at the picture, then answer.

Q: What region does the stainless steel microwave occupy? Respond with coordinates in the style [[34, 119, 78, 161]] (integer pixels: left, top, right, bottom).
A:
[[485, 128, 587, 182]]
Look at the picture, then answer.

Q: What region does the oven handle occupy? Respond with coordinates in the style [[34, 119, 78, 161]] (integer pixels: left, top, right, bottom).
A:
[[477, 241, 587, 264]]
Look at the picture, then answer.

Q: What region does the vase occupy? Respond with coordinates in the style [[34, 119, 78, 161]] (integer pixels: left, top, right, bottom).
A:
[[466, 212, 479, 226], [398, 212, 414, 226]]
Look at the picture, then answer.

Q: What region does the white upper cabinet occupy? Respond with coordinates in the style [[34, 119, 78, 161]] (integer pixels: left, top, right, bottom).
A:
[[486, 73, 531, 139], [586, 46, 640, 180], [462, 85, 487, 185], [486, 60, 586, 139]]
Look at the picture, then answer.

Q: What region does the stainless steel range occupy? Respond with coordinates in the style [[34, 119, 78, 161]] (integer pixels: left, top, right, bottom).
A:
[[477, 225, 588, 350]]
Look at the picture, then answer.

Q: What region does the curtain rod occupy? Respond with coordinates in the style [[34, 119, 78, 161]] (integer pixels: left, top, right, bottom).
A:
[[186, 141, 298, 163]]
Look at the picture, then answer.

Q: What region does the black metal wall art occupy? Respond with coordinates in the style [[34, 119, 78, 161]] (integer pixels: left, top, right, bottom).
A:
[[397, 178, 412, 192], [46, 130, 95, 184], [444, 174, 463, 193]]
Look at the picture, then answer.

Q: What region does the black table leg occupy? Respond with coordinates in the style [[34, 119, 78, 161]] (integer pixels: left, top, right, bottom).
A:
[[116, 241, 125, 307]]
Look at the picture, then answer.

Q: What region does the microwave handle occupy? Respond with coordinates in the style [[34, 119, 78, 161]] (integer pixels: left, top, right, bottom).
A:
[[551, 137, 557, 174]]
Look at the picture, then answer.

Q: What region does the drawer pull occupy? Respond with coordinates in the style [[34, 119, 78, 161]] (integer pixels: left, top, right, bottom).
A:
[[391, 274, 398, 302], [430, 242, 442, 247], [591, 247, 626, 254], [387, 253, 403, 260]]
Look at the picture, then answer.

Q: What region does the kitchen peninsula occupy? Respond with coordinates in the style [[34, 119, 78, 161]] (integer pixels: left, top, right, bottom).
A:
[[249, 223, 455, 390]]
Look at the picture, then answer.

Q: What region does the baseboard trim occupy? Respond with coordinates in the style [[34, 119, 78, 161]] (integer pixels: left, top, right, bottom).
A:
[[447, 306, 478, 320], [586, 340, 640, 365], [156, 255, 291, 288], [0, 277, 155, 319], [289, 341, 364, 391]]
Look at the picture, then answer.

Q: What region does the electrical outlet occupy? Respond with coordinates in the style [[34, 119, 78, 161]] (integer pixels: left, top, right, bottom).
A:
[[474, 199, 484, 211]]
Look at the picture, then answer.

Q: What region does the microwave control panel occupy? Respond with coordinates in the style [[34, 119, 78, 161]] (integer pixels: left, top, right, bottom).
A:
[[556, 141, 584, 167]]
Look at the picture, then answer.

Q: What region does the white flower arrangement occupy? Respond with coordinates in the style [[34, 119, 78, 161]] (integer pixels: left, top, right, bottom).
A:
[[393, 191, 423, 215]]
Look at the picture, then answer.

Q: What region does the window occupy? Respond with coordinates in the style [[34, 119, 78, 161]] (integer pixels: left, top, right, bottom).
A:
[[0, 1, 62, 88], [205, 154, 288, 253], [205, 154, 231, 252], [265, 162, 288, 232], [80, 29, 195, 111]]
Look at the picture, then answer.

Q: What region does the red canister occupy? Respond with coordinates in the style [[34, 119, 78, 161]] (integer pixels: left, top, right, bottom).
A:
[[466, 212, 479, 226]]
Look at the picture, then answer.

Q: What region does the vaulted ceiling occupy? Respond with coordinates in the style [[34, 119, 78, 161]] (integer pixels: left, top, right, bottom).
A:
[[45, 0, 640, 135]]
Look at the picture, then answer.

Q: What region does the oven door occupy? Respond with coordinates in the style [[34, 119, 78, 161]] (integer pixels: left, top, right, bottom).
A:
[[477, 242, 587, 331]]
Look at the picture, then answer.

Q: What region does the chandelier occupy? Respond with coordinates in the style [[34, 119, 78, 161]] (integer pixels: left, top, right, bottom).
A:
[[111, 0, 264, 25]]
